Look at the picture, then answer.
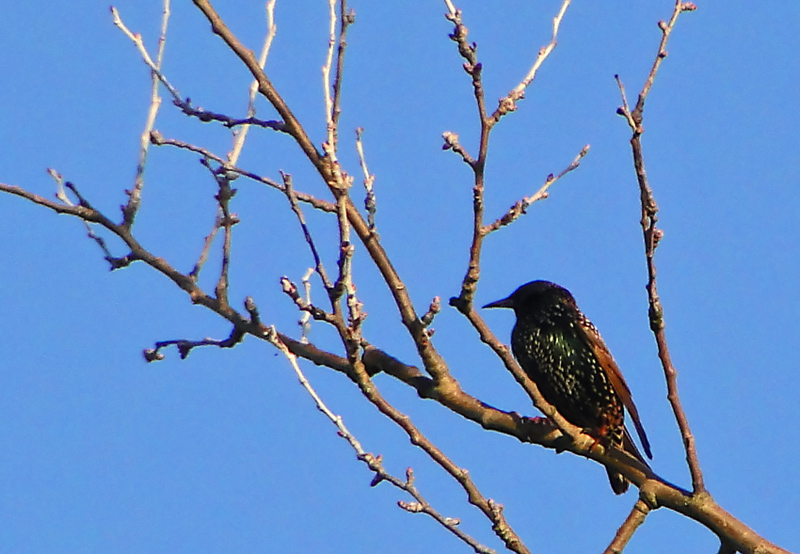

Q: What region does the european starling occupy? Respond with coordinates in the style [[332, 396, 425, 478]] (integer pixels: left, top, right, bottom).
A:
[[484, 280, 652, 494]]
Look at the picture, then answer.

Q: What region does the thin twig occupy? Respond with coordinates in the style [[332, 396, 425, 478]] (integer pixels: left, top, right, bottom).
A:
[[615, 0, 704, 494], [420, 296, 441, 328], [111, 6, 181, 102], [331, 0, 353, 148], [149, 131, 336, 213], [332, 170, 364, 356], [117, 0, 171, 228], [493, 0, 572, 122], [280, 170, 349, 339], [322, 0, 339, 153], [228, 0, 278, 167], [210, 169, 237, 309], [179, 111, 286, 131], [355, 128, 377, 231], [483, 144, 589, 233], [443, 4, 484, 123], [280, 276, 338, 325], [189, 210, 223, 281], [281, 172, 333, 290], [636, 2, 698, 116], [143, 326, 245, 361], [46, 171, 135, 269], [299, 268, 314, 342], [442, 131, 476, 167]]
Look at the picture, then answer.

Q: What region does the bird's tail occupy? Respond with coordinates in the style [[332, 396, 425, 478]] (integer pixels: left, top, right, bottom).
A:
[[622, 426, 651, 467], [606, 468, 630, 495], [607, 427, 651, 494]]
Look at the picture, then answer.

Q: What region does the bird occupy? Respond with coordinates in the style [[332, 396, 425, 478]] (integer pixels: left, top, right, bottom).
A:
[[483, 280, 652, 494]]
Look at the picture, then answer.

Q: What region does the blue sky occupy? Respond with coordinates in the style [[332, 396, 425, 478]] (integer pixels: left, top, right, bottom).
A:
[[1, 1, 798, 553]]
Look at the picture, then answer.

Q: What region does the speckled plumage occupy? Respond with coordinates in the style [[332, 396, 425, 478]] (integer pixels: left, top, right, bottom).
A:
[[484, 280, 651, 494]]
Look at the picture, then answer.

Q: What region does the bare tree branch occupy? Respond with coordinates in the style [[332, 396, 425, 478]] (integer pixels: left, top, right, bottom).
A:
[[615, 0, 704, 495], [149, 131, 336, 213], [112, 1, 171, 228], [496, 0, 572, 122], [189, 210, 223, 281], [228, 0, 279, 166], [442, 131, 476, 167], [267, 328, 498, 554], [483, 144, 589, 233], [602, 499, 651, 554], [211, 169, 237, 309], [144, 326, 245, 361], [281, 172, 334, 290], [355, 128, 377, 231]]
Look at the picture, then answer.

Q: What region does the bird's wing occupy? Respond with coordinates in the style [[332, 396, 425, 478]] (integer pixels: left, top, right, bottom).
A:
[[581, 324, 653, 459]]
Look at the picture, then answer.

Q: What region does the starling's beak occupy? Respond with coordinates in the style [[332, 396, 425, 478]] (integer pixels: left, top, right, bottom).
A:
[[482, 296, 514, 309]]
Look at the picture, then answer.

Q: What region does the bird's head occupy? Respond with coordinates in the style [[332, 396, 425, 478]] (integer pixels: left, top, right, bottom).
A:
[[482, 280, 576, 315]]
